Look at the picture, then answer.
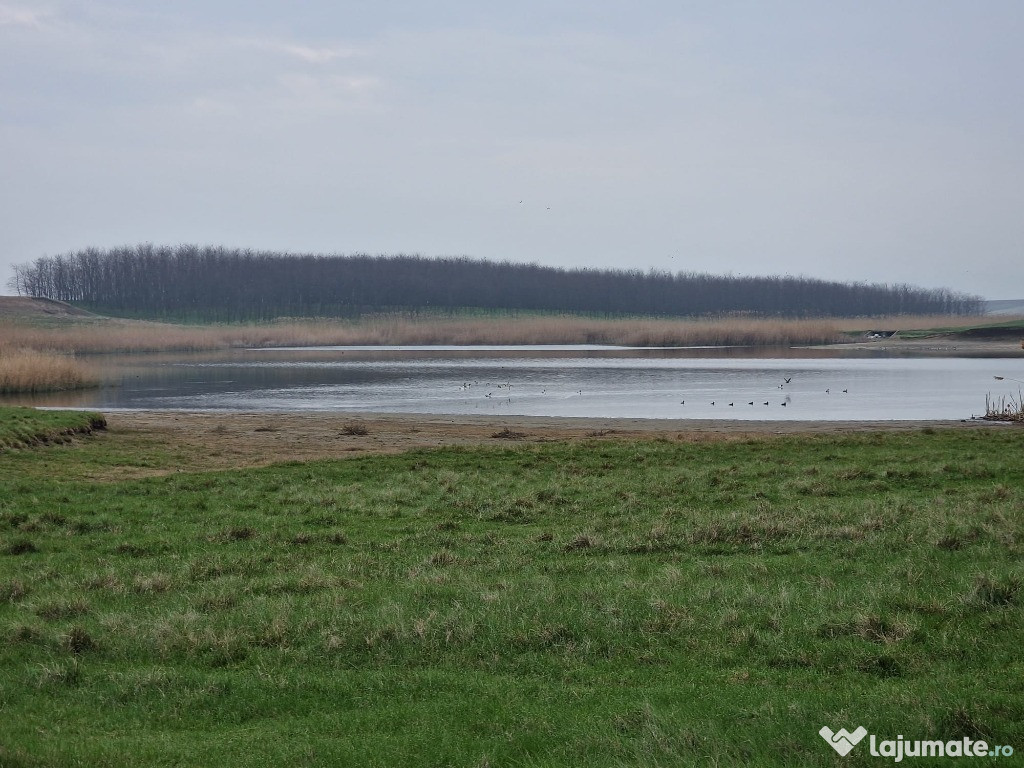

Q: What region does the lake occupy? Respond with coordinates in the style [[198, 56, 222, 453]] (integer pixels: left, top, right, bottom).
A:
[[5, 345, 1023, 421]]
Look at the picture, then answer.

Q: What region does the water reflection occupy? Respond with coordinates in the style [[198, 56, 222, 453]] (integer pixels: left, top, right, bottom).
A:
[[4, 346, 1023, 421]]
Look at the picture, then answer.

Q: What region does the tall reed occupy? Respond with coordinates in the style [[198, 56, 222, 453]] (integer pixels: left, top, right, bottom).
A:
[[0, 349, 100, 394], [983, 391, 1024, 422], [0, 315, 847, 353], [0, 313, 1010, 355]]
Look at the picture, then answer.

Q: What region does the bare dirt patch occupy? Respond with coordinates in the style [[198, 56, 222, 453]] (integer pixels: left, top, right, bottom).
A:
[[95, 410, 1003, 477]]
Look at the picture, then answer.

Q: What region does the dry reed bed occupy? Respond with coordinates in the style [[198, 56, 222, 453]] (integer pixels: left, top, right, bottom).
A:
[[0, 349, 99, 394], [983, 391, 1024, 422], [0, 313, 1005, 355]]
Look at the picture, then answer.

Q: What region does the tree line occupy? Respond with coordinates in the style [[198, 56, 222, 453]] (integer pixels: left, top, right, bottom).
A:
[[9, 244, 982, 320]]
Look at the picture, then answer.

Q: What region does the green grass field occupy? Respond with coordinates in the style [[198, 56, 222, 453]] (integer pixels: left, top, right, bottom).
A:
[[1, 411, 1022, 766]]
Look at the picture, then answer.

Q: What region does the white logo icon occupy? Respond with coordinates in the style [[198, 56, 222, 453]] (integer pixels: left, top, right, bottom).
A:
[[820, 726, 868, 756]]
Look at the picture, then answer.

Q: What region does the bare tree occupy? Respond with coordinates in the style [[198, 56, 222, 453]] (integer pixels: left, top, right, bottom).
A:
[[11, 244, 984, 320]]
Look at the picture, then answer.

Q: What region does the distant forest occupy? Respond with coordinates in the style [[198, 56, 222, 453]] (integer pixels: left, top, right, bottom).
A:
[[10, 245, 982, 320]]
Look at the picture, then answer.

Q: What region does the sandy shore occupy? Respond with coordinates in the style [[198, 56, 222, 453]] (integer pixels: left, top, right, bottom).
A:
[[97, 410, 1014, 475]]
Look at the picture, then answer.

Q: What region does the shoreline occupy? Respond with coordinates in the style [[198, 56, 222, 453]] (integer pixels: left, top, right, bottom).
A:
[[96, 410, 1015, 476], [802, 335, 1023, 356]]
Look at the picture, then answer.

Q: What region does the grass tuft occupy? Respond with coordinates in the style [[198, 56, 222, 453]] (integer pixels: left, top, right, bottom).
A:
[[0, 579, 28, 602], [35, 599, 89, 621], [132, 573, 172, 594], [968, 573, 1020, 607], [3, 538, 38, 555], [339, 421, 370, 436], [327, 529, 348, 545], [563, 533, 600, 551], [36, 659, 82, 688], [818, 615, 915, 644], [427, 548, 458, 566], [63, 625, 97, 655], [214, 526, 257, 542]]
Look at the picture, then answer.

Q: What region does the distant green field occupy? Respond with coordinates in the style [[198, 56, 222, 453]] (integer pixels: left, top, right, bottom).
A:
[[1, 411, 1022, 766], [895, 318, 1024, 339]]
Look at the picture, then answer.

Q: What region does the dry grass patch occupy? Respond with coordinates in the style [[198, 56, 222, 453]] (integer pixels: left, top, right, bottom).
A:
[[0, 580, 29, 602], [491, 427, 528, 440], [132, 573, 172, 594], [818, 614, 916, 644], [0, 311, 1009, 364], [0, 313, 847, 351], [982, 391, 1024, 422], [35, 598, 90, 621], [0, 348, 99, 393], [564, 533, 600, 551], [968, 573, 1020, 607], [427, 548, 459, 567], [340, 421, 370, 436]]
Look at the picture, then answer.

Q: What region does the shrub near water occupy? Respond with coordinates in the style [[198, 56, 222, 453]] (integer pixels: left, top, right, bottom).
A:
[[0, 349, 99, 393]]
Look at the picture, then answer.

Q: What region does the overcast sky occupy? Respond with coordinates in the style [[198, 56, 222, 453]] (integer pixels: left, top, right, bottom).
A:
[[2, 1, 1022, 299]]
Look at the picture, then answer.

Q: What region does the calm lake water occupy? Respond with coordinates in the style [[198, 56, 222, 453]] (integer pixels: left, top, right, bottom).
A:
[[6, 345, 1024, 421]]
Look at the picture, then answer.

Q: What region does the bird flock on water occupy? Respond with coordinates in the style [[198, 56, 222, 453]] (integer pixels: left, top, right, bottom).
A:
[[458, 374, 849, 411], [687, 376, 849, 408]]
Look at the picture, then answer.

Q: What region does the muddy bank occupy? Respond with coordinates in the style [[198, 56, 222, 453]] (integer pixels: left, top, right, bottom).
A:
[[97, 410, 1010, 475]]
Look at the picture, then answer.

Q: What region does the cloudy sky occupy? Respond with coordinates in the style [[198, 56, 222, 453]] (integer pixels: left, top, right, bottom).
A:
[[2, 1, 1021, 298]]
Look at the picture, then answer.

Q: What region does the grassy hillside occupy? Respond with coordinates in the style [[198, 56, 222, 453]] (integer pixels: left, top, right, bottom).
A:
[[0, 297, 96, 322], [0, 416, 1021, 766]]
